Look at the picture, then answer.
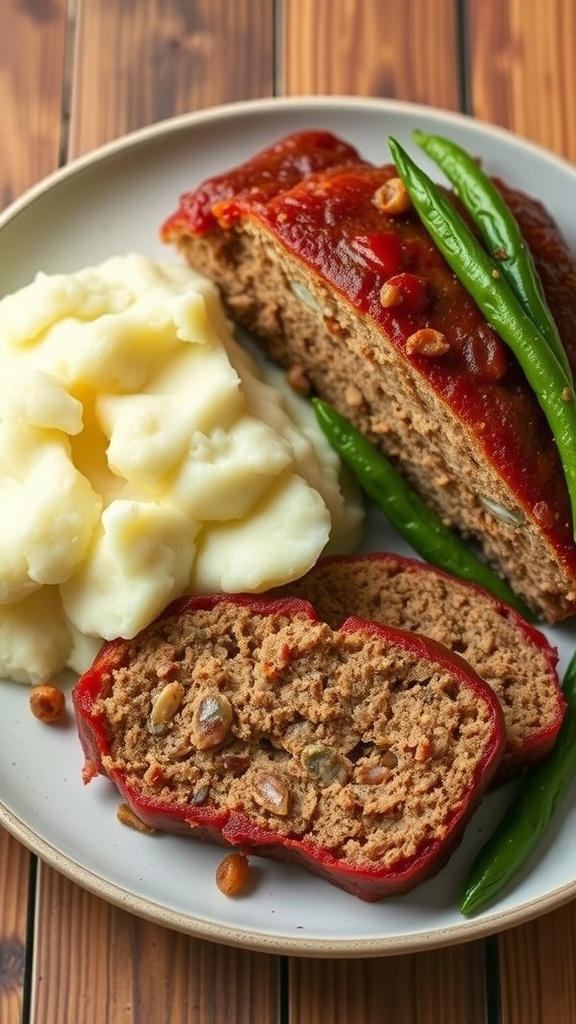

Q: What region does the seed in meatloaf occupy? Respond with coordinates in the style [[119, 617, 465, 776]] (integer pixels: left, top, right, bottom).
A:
[[73, 593, 505, 900]]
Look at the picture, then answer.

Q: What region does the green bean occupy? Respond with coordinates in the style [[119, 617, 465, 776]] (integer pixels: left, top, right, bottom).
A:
[[412, 129, 572, 382], [460, 649, 576, 916], [388, 136, 576, 542], [312, 397, 533, 618]]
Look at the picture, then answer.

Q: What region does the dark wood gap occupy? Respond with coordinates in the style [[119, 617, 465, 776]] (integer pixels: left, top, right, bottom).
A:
[[456, 0, 473, 113], [21, 856, 38, 1024], [58, 0, 79, 165], [484, 934, 503, 1024]]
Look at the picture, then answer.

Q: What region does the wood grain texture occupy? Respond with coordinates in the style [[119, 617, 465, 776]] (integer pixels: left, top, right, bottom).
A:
[[33, 864, 279, 1024], [0, 831, 30, 1024], [281, 0, 461, 110], [498, 905, 576, 1024], [466, 5, 576, 1022], [0, 0, 66, 1010], [68, 0, 275, 158], [289, 944, 488, 1024], [467, 0, 576, 161], [0, 0, 68, 205]]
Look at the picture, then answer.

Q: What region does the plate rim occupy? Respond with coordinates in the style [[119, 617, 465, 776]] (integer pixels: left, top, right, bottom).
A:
[[3, 93, 576, 235], [2, 93, 576, 956], [5, 793, 576, 957]]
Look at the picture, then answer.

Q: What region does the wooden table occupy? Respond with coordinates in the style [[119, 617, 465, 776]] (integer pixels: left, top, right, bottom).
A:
[[2, 2, 576, 1021]]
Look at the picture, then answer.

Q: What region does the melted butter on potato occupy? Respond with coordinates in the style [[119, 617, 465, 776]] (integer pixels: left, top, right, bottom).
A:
[[0, 254, 363, 684]]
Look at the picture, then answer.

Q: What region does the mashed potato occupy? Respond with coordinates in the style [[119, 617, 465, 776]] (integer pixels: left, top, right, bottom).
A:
[[0, 254, 362, 684]]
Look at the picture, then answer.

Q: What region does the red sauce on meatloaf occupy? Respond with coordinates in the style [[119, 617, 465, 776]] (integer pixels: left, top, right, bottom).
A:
[[163, 131, 576, 568]]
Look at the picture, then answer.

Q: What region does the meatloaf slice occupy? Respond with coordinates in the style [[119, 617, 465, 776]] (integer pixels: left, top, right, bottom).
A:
[[72, 593, 505, 901], [273, 552, 564, 779], [161, 130, 576, 623]]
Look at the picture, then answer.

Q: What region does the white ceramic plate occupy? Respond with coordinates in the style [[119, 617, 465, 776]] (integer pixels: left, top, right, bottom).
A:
[[2, 96, 576, 957]]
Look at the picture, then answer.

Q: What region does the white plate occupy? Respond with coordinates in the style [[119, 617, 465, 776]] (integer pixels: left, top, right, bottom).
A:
[[2, 95, 576, 957]]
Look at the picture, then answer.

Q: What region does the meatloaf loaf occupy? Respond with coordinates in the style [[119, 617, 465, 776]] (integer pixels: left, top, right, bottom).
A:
[[161, 130, 576, 623], [72, 593, 505, 901], [274, 552, 564, 779]]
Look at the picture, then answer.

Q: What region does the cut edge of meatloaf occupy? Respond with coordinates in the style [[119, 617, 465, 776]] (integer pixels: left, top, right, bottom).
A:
[[170, 222, 576, 623], [273, 552, 564, 779], [72, 593, 505, 901], [161, 134, 576, 624]]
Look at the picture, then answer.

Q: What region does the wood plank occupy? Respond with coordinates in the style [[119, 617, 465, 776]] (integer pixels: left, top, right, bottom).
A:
[[281, 0, 461, 110], [467, 0, 576, 161], [0, 0, 67, 1013], [0, 0, 68, 205], [33, 863, 279, 1024], [0, 830, 31, 1024], [498, 906, 576, 1024], [68, 0, 275, 158], [289, 944, 488, 1024], [467, 5, 576, 1023]]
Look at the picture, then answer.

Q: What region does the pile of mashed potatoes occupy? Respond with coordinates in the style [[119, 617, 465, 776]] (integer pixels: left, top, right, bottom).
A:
[[0, 254, 362, 685]]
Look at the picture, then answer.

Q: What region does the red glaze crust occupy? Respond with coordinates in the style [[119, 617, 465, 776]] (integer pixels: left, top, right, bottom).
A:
[[161, 131, 576, 620]]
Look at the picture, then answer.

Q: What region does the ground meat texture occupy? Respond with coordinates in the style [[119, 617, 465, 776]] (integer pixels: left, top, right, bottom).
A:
[[276, 552, 564, 778], [75, 595, 505, 897]]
